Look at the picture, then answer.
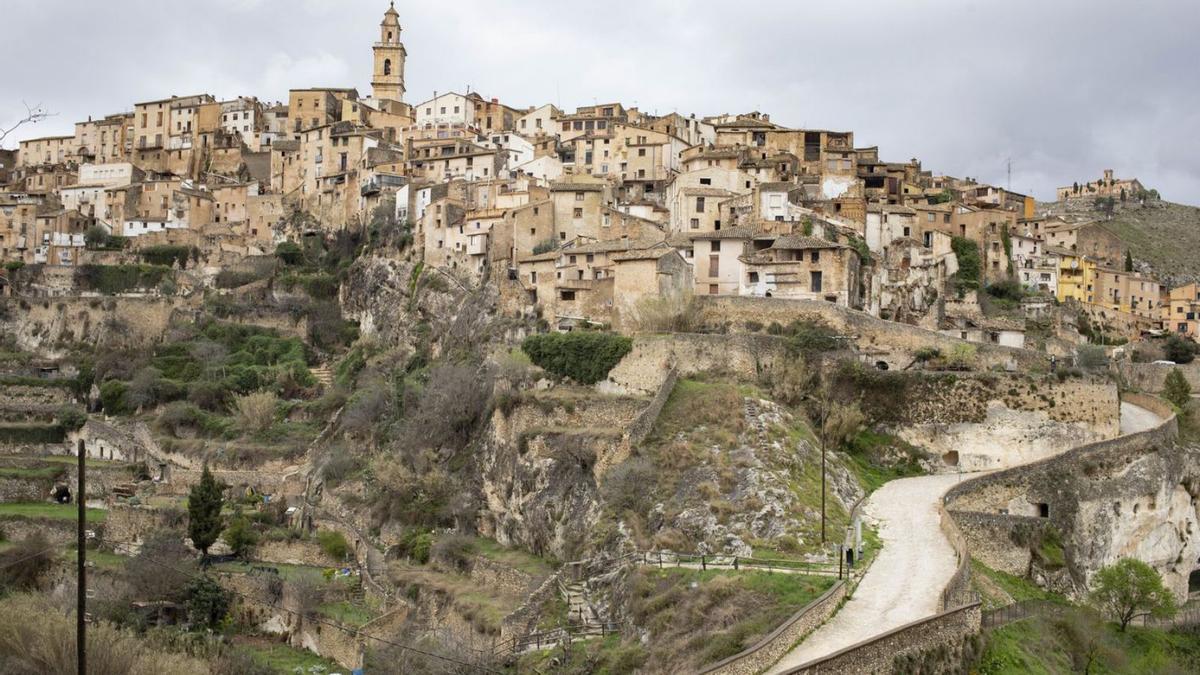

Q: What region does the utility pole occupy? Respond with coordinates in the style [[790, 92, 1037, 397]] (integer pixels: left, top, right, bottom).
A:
[[76, 438, 86, 675]]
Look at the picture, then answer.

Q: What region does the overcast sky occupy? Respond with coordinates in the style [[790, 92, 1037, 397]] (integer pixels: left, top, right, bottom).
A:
[[3, 0, 1197, 203]]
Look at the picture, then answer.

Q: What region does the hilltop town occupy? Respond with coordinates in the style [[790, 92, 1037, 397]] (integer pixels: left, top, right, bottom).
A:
[[1, 4, 1199, 674]]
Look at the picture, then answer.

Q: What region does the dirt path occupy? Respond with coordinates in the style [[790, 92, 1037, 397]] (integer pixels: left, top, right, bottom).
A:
[[764, 473, 962, 673], [766, 402, 1160, 673]]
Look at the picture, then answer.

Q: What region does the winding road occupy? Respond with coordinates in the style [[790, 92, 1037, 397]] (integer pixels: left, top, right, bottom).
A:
[[766, 401, 1161, 674]]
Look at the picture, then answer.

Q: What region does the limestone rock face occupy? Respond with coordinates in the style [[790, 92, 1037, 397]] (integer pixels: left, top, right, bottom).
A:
[[1068, 445, 1200, 598], [899, 401, 1107, 472]]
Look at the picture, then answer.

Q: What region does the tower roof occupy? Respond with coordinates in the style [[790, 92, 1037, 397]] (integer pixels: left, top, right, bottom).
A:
[[384, 2, 398, 18]]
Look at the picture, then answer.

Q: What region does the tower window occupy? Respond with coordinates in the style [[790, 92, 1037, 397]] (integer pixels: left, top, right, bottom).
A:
[[387, 31, 392, 41], [383, 59, 391, 76]]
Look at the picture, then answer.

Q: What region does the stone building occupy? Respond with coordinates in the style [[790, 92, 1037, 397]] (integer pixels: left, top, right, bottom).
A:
[[1056, 169, 1145, 201]]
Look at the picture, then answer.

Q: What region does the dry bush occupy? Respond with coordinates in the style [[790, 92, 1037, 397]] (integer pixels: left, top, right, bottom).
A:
[[771, 359, 813, 407], [235, 390, 279, 433], [0, 533, 54, 591], [0, 593, 208, 675]]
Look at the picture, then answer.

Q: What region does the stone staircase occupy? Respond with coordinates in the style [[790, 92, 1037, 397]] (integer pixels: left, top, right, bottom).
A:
[[309, 363, 334, 387]]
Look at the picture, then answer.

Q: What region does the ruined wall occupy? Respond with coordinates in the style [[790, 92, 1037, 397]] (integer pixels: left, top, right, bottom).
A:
[[0, 296, 189, 353], [1118, 362, 1200, 393], [695, 296, 1048, 372], [606, 333, 789, 394], [104, 504, 186, 553]]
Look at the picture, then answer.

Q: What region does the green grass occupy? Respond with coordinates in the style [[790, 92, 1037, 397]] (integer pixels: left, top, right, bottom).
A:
[[978, 609, 1200, 674], [0, 465, 67, 480], [843, 429, 927, 494], [65, 545, 129, 570], [472, 536, 556, 577], [318, 600, 374, 627], [971, 558, 1068, 607], [0, 502, 106, 523], [238, 641, 342, 673]]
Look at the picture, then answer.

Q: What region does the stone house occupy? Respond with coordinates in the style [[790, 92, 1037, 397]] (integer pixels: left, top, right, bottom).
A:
[[865, 233, 958, 325], [739, 234, 861, 306], [287, 88, 358, 139], [1162, 283, 1200, 337], [516, 238, 687, 330], [1042, 221, 1125, 268], [1091, 268, 1162, 322]]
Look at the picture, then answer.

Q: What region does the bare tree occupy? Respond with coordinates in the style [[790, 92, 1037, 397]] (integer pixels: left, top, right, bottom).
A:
[[0, 101, 56, 148]]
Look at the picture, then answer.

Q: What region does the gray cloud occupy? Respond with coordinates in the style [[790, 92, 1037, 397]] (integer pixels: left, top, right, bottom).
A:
[[2, 0, 1197, 202]]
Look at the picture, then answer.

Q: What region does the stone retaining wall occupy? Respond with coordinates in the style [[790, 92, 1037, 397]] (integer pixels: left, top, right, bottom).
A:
[[607, 332, 790, 393], [699, 580, 848, 675], [695, 296, 1047, 371], [782, 603, 982, 674], [1118, 362, 1200, 393]]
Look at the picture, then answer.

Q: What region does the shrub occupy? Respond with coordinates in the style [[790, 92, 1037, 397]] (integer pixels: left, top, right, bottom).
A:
[[914, 347, 942, 363], [139, 245, 194, 269], [532, 238, 558, 255], [1076, 344, 1108, 370], [185, 576, 230, 631], [74, 264, 170, 294], [100, 380, 131, 415], [0, 534, 55, 591], [946, 343, 977, 369], [431, 534, 477, 573], [56, 405, 87, 431], [396, 529, 434, 564], [602, 457, 656, 516], [985, 279, 1025, 302], [521, 331, 633, 384], [1163, 369, 1192, 409], [274, 241, 303, 266], [784, 319, 842, 353], [1164, 335, 1198, 364], [317, 530, 350, 561], [186, 380, 231, 412], [222, 510, 258, 558], [234, 391, 278, 434]]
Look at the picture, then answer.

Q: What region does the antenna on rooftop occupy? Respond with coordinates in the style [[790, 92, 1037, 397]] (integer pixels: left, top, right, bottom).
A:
[[1006, 157, 1012, 191]]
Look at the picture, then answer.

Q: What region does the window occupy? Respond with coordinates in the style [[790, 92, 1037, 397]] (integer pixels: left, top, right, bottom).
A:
[[749, 272, 759, 283], [586, 254, 594, 262], [560, 290, 576, 301], [709, 284, 719, 295], [699, 178, 712, 185], [569, 255, 577, 263], [810, 271, 823, 292], [573, 208, 583, 218], [575, 191, 585, 201], [711, 241, 721, 252], [811, 250, 820, 263], [690, 218, 700, 230], [638, 148, 646, 157], [695, 197, 705, 212], [927, 212, 935, 222], [383, 59, 392, 76]]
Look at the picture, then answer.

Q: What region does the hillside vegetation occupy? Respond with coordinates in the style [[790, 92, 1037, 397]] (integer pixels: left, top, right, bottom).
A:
[[1044, 198, 1200, 284]]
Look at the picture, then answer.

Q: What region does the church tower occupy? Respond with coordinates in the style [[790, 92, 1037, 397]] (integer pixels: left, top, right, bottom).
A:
[[372, 2, 406, 102]]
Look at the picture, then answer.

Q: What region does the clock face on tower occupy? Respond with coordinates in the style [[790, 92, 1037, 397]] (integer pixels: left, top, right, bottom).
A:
[[373, 2, 407, 103]]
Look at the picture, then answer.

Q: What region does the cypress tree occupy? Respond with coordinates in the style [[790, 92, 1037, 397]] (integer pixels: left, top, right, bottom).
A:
[[188, 464, 225, 562]]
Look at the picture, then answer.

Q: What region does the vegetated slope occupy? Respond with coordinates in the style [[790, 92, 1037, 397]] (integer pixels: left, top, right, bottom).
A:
[[1043, 198, 1200, 285]]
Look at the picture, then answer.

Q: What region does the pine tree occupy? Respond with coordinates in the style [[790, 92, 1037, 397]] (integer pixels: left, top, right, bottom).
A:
[[188, 464, 225, 561], [1124, 251, 1134, 272]]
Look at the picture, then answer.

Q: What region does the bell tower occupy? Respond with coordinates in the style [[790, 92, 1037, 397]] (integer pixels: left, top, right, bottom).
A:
[[372, 2, 406, 102]]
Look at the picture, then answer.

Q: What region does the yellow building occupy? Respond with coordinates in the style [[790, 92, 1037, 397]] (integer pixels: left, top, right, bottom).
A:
[[1162, 283, 1200, 337], [1055, 251, 1096, 304]]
